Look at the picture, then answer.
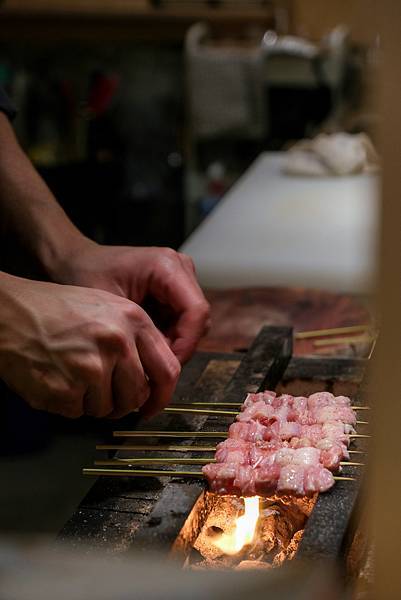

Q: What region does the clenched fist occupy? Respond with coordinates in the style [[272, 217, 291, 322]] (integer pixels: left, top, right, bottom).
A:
[[0, 273, 181, 419]]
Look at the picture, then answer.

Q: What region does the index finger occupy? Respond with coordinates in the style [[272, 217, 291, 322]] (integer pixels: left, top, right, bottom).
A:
[[137, 324, 181, 418], [161, 254, 211, 363]]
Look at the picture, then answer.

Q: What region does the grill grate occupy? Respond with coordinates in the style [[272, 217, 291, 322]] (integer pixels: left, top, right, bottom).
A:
[[59, 325, 367, 566]]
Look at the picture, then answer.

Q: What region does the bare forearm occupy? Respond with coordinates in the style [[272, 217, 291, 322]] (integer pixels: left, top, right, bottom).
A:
[[0, 113, 88, 277]]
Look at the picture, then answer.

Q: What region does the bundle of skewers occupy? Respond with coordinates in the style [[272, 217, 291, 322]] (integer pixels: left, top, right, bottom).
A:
[[84, 389, 369, 498], [294, 324, 377, 357]]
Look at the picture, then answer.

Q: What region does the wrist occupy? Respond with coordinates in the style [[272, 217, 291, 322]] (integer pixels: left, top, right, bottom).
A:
[[0, 272, 31, 338], [40, 231, 98, 283], [0, 114, 96, 282]]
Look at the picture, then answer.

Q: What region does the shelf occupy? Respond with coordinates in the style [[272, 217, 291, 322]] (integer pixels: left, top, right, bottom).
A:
[[1, 1, 273, 19], [0, 1, 275, 43]]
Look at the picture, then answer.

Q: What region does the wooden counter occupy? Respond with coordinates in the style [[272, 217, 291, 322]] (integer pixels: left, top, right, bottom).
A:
[[0, 1, 275, 43]]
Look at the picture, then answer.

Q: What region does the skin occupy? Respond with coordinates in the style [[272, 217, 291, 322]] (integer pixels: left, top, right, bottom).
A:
[[0, 113, 210, 419]]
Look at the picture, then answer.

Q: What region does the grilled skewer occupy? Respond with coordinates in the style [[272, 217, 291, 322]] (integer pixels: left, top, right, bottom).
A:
[[96, 444, 366, 455], [151, 405, 369, 425], [83, 467, 356, 482], [114, 430, 230, 438], [172, 402, 370, 410], [94, 458, 364, 467], [113, 430, 371, 439], [90, 389, 367, 494]]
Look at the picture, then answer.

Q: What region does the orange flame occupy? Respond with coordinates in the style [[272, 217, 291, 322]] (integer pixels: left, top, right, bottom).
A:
[[213, 496, 260, 555]]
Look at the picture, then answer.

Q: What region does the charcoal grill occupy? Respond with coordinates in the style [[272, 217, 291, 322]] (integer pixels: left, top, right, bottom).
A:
[[58, 326, 367, 570]]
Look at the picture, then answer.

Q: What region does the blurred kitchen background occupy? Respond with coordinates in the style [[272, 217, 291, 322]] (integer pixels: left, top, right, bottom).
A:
[[0, 0, 384, 546], [0, 0, 378, 246]]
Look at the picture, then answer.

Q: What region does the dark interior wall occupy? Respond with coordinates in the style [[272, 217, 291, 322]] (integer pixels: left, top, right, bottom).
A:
[[0, 36, 339, 248], [0, 43, 186, 248]]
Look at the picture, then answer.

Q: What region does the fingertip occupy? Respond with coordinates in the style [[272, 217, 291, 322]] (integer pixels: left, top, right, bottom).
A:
[[171, 337, 196, 365], [139, 365, 179, 419]]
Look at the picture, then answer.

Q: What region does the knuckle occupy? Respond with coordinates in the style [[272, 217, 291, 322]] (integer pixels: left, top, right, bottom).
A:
[[81, 356, 104, 381], [136, 380, 151, 406], [157, 247, 179, 272], [160, 247, 178, 261], [75, 352, 104, 382], [46, 382, 83, 418], [179, 252, 195, 269], [122, 380, 150, 414], [122, 302, 147, 327], [197, 300, 211, 321], [101, 323, 130, 353], [124, 302, 142, 320], [164, 356, 181, 383]]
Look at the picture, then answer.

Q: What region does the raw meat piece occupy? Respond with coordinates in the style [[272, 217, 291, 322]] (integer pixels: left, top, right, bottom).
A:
[[216, 439, 343, 473], [203, 390, 356, 497], [312, 405, 356, 426], [279, 421, 302, 440], [277, 465, 334, 495], [202, 463, 241, 495], [277, 465, 306, 495], [229, 420, 268, 443], [303, 466, 335, 494], [239, 391, 355, 427], [203, 462, 334, 497], [215, 439, 251, 465]]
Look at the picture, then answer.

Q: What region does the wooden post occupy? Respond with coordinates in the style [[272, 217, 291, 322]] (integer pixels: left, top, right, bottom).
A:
[[371, 2, 401, 599]]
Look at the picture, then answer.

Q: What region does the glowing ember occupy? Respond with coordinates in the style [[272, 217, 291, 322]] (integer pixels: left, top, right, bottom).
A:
[[213, 496, 260, 555]]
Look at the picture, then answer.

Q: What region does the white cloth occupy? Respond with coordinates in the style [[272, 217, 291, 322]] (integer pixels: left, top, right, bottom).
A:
[[283, 133, 380, 177]]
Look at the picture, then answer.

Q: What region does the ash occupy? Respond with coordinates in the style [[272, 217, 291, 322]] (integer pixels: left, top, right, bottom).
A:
[[185, 492, 316, 570]]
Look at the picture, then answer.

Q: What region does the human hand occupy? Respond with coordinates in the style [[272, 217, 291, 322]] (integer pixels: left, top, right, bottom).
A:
[[0, 274, 180, 419], [55, 242, 210, 365]]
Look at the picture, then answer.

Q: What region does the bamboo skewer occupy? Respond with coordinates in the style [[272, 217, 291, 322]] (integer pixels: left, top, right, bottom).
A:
[[368, 336, 377, 360], [164, 406, 240, 416], [84, 468, 204, 478], [96, 444, 365, 455], [94, 458, 364, 467], [136, 405, 370, 425], [175, 402, 370, 410], [113, 430, 371, 439], [295, 325, 370, 339], [113, 430, 229, 438], [95, 458, 210, 466], [168, 407, 369, 424], [313, 335, 373, 347], [83, 467, 356, 482], [97, 444, 217, 452]]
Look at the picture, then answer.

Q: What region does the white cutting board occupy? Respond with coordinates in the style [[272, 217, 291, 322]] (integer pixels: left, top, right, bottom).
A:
[[181, 152, 379, 292]]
